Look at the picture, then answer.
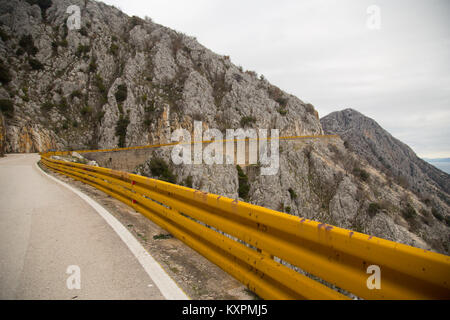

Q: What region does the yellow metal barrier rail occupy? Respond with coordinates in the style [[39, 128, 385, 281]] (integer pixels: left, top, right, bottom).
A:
[[40, 154, 450, 300]]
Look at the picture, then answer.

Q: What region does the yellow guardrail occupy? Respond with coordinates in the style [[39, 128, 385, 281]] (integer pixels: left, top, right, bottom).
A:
[[40, 152, 450, 300]]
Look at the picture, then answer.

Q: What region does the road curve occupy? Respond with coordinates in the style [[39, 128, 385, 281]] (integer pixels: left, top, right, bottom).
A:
[[0, 154, 174, 299]]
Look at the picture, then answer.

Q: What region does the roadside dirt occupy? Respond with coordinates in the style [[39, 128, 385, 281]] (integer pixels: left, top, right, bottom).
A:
[[38, 162, 257, 300]]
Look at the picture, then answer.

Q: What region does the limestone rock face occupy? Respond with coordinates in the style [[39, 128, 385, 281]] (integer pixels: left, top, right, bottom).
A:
[[0, 0, 319, 152], [321, 109, 449, 195], [321, 109, 450, 227], [6, 123, 61, 152]]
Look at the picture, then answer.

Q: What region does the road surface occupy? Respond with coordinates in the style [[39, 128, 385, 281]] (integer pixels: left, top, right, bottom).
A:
[[0, 153, 182, 299]]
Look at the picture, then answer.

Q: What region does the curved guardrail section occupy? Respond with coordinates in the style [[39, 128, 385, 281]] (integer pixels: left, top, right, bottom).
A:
[[40, 152, 450, 300]]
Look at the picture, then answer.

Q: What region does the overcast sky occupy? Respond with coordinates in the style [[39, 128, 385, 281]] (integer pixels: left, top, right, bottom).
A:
[[100, 0, 450, 158]]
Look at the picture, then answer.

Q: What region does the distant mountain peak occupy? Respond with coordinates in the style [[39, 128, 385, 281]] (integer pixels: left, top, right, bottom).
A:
[[321, 109, 450, 203]]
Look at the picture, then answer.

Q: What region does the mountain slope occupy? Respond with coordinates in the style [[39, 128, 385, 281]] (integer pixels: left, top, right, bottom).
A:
[[321, 108, 450, 216], [0, 0, 321, 152]]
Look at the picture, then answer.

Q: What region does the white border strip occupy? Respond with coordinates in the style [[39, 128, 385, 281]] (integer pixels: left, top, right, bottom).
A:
[[35, 162, 189, 300]]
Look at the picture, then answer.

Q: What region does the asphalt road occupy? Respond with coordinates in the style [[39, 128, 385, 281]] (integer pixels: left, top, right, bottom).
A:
[[0, 154, 170, 299]]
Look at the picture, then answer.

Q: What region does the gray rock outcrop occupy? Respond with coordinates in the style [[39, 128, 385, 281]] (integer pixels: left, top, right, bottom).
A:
[[321, 108, 450, 223]]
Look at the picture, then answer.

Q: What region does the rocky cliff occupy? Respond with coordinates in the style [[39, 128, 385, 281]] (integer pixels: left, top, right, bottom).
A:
[[0, 0, 321, 153], [321, 108, 450, 220], [0, 0, 448, 254]]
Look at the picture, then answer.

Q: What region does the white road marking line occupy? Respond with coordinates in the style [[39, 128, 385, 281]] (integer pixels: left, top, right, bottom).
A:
[[35, 162, 189, 300]]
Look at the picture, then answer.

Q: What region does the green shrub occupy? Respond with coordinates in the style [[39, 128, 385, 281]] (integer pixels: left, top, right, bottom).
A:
[[285, 206, 292, 214], [354, 167, 369, 182], [41, 101, 54, 112], [79, 27, 88, 37], [276, 97, 288, 107], [115, 115, 129, 147], [95, 110, 105, 123], [94, 74, 107, 101], [75, 44, 90, 58], [145, 103, 156, 114], [268, 86, 288, 107], [184, 175, 193, 188], [16, 47, 25, 56], [445, 216, 450, 227], [143, 118, 151, 128], [130, 16, 143, 28], [0, 28, 10, 42], [80, 105, 92, 116], [109, 43, 119, 56], [19, 34, 38, 56], [0, 60, 11, 84], [25, 0, 52, 16], [153, 234, 173, 240], [278, 108, 287, 116], [115, 84, 127, 103], [117, 103, 123, 114], [60, 39, 68, 47], [70, 90, 83, 100], [55, 69, 65, 78], [0, 99, 14, 117], [368, 202, 381, 217], [149, 157, 176, 184], [421, 197, 432, 206], [288, 188, 297, 200], [58, 97, 68, 110], [28, 58, 44, 70], [51, 40, 58, 53], [432, 207, 444, 221], [88, 57, 97, 72], [72, 120, 78, 128], [402, 203, 417, 220], [237, 165, 250, 200], [153, 233, 173, 240], [240, 116, 256, 127], [360, 170, 370, 181]]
